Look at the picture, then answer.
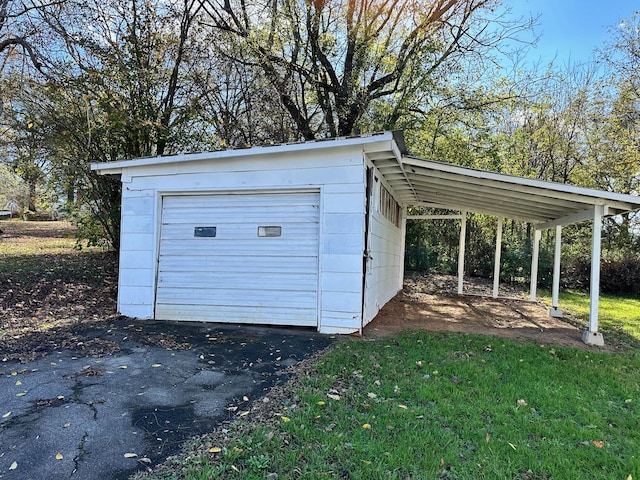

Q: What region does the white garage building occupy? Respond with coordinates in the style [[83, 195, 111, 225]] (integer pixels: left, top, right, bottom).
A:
[[92, 131, 640, 342]]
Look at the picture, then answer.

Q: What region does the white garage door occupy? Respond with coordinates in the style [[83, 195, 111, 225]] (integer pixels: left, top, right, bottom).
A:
[[155, 191, 320, 326]]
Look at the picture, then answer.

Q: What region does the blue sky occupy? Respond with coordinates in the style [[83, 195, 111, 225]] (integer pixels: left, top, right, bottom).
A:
[[506, 0, 638, 66]]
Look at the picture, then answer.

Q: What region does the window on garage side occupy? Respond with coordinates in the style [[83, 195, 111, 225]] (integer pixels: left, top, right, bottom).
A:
[[379, 184, 401, 227]]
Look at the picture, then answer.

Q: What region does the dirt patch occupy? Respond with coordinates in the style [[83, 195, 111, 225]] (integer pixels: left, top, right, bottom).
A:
[[365, 272, 617, 351]]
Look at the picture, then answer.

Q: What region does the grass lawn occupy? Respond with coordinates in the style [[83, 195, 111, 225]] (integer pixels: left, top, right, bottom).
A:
[[141, 332, 640, 480], [540, 290, 640, 348]]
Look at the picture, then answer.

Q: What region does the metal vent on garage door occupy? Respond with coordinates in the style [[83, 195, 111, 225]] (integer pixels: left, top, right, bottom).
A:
[[155, 191, 320, 327]]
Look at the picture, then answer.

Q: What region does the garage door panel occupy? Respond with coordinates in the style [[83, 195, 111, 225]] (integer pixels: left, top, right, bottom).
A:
[[157, 256, 317, 273], [157, 239, 318, 255], [159, 223, 319, 240], [162, 194, 319, 209], [157, 272, 318, 290], [155, 191, 320, 326], [162, 213, 320, 226], [155, 304, 317, 326], [156, 288, 317, 307]]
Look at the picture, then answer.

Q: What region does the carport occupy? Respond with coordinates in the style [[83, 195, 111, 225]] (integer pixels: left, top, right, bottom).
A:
[[366, 133, 640, 345]]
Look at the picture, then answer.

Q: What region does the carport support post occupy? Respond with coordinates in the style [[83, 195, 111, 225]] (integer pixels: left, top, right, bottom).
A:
[[583, 205, 605, 346], [457, 211, 467, 294], [549, 226, 563, 318], [530, 229, 541, 301], [493, 217, 503, 298]]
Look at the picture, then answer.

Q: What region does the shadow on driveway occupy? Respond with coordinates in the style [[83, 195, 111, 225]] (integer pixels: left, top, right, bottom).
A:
[[0, 318, 333, 479]]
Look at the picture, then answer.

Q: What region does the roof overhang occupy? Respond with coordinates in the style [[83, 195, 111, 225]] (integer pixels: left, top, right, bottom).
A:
[[91, 131, 399, 175], [92, 130, 640, 227], [362, 133, 640, 227], [396, 156, 640, 226]]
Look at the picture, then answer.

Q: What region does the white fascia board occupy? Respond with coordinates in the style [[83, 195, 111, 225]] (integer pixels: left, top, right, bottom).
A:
[[402, 156, 640, 210], [91, 132, 397, 175]]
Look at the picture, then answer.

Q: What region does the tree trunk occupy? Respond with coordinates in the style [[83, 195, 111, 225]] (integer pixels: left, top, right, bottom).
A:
[[28, 180, 37, 212]]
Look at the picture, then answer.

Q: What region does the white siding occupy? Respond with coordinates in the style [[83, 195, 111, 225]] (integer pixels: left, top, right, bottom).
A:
[[362, 172, 405, 326], [117, 188, 156, 319], [115, 146, 366, 334]]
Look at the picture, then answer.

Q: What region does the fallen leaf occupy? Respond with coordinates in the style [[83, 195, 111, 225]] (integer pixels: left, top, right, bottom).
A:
[[264, 431, 274, 440], [508, 443, 517, 450], [398, 404, 408, 410], [118, 365, 128, 369], [57, 396, 64, 400], [15, 380, 22, 386], [64, 422, 71, 428], [625, 399, 632, 403], [281, 416, 291, 422], [517, 399, 527, 407], [367, 392, 377, 399], [317, 401, 325, 406], [592, 440, 605, 448], [9, 461, 17, 470], [362, 423, 371, 429], [11, 371, 17, 376], [327, 394, 340, 401], [239, 411, 249, 417], [416, 361, 423, 368], [374, 380, 381, 386], [626, 475, 632, 480], [51, 362, 57, 366], [361, 460, 372, 465], [233, 447, 243, 454], [56, 453, 63, 460], [2, 412, 11, 418], [231, 465, 240, 473], [242, 396, 249, 401], [140, 458, 152, 463], [440, 458, 444, 467], [209, 447, 222, 453], [124, 453, 138, 458], [151, 364, 161, 368], [16, 392, 27, 397], [486, 433, 490, 443]]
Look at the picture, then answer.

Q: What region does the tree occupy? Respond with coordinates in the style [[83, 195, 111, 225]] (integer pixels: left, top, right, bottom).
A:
[[202, 0, 528, 140], [0, 0, 217, 247]]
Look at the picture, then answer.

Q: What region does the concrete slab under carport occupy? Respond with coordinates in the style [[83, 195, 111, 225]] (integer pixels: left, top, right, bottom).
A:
[[0, 318, 333, 480]]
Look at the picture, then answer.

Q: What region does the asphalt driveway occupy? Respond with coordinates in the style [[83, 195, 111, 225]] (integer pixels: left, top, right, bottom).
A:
[[0, 318, 333, 479]]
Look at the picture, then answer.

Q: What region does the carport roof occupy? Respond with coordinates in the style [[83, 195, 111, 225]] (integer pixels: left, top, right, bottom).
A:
[[92, 130, 640, 226], [364, 132, 640, 227]]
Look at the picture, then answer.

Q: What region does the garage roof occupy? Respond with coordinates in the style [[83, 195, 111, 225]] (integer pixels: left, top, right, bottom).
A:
[[364, 132, 640, 227], [92, 130, 640, 227]]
